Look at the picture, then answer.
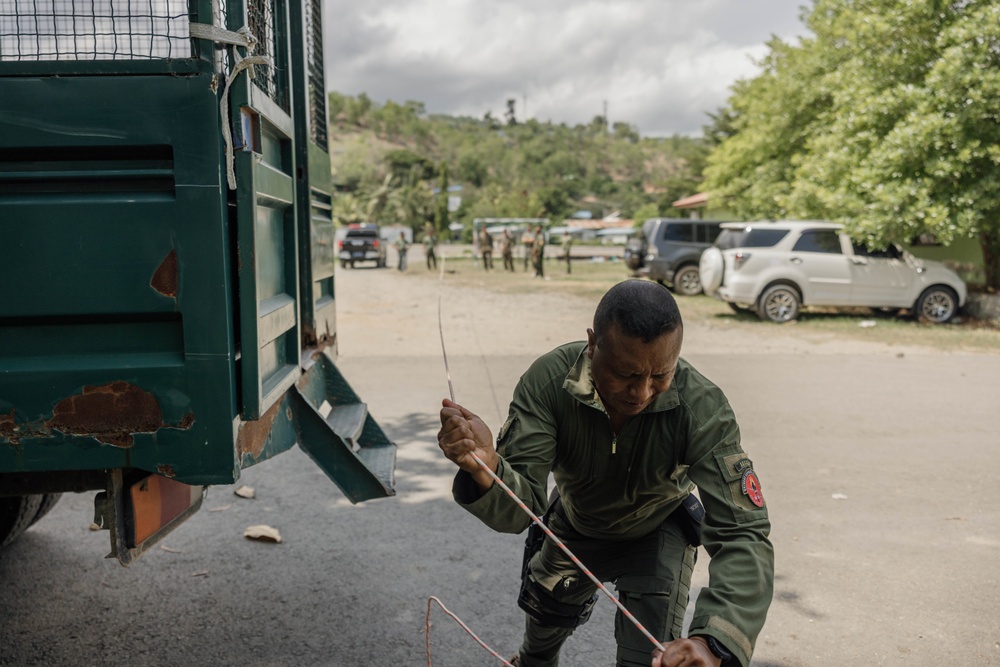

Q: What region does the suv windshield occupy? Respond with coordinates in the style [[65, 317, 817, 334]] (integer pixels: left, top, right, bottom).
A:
[[716, 228, 789, 249]]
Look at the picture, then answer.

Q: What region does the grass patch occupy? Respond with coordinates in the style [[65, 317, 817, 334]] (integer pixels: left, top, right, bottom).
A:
[[408, 255, 1000, 353]]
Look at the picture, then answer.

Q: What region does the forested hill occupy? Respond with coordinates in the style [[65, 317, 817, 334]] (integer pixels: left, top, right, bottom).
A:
[[327, 92, 710, 232]]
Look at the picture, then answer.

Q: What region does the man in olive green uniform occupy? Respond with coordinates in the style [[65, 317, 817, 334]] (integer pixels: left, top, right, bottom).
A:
[[395, 231, 408, 272], [502, 228, 516, 272], [438, 280, 772, 667], [531, 225, 546, 278], [480, 226, 495, 271], [521, 228, 535, 272], [560, 230, 573, 274], [424, 224, 438, 270]]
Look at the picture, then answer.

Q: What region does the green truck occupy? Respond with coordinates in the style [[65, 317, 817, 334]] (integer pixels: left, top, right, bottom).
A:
[[0, 1, 395, 564]]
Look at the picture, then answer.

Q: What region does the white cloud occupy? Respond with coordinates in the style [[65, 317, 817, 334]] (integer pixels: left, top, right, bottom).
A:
[[325, 0, 808, 136]]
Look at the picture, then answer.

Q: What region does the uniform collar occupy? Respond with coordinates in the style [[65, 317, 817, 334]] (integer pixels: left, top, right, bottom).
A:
[[562, 343, 679, 414]]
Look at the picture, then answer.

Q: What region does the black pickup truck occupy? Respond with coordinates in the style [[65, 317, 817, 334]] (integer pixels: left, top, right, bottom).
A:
[[338, 224, 387, 268]]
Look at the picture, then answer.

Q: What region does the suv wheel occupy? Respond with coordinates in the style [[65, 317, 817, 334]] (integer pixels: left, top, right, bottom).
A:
[[914, 286, 958, 323], [758, 285, 801, 323], [673, 266, 703, 296]]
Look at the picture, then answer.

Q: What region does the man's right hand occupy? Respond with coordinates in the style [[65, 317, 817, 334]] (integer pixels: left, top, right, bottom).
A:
[[651, 637, 722, 667], [438, 399, 498, 493]]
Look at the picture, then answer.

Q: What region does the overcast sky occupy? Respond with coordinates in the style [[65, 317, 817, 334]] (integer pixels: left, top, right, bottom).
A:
[[323, 0, 811, 137]]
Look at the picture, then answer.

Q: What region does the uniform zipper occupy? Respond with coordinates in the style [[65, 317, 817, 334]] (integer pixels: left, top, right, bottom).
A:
[[611, 434, 617, 454]]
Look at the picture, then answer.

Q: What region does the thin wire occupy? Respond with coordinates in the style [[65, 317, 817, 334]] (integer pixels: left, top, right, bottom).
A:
[[467, 451, 665, 653], [438, 255, 456, 403], [435, 256, 666, 655], [435, 252, 508, 422], [425, 596, 514, 667]]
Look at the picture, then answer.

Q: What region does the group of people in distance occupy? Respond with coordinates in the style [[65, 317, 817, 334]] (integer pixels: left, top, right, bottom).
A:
[[479, 225, 574, 277], [392, 223, 438, 272], [392, 223, 575, 276]]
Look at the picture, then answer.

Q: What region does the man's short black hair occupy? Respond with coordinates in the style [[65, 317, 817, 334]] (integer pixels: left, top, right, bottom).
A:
[[593, 280, 683, 343]]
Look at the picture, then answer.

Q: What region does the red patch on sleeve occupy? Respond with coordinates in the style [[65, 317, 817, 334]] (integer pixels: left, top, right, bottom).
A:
[[741, 470, 764, 507]]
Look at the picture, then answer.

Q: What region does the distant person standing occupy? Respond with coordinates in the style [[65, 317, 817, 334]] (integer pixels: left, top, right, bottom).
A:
[[395, 231, 409, 272], [501, 228, 516, 272], [480, 226, 494, 271], [532, 225, 546, 278], [424, 225, 438, 270], [521, 227, 535, 272], [560, 230, 574, 274]]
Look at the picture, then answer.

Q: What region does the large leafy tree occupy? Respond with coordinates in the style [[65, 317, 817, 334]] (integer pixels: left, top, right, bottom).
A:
[[704, 0, 1000, 288]]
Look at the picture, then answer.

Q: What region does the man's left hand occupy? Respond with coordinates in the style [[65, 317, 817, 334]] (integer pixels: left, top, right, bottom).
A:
[[650, 637, 721, 667]]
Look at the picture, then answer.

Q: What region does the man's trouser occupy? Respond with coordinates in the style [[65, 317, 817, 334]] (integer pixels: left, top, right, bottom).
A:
[[517, 505, 697, 667]]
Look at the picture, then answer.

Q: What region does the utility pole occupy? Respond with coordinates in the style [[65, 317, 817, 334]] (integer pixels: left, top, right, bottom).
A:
[[603, 99, 608, 131]]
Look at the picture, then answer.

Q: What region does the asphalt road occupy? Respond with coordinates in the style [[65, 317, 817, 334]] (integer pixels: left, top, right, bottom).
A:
[[2, 259, 998, 667]]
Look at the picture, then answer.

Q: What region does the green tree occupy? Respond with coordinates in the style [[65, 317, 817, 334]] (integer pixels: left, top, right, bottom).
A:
[[391, 167, 434, 231], [505, 98, 517, 126], [704, 0, 1000, 288], [362, 173, 396, 225], [434, 162, 450, 234], [332, 192, 367, 227]]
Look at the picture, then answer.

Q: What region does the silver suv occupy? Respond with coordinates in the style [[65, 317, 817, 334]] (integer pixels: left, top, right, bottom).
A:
[[699, 220, 967, 324]]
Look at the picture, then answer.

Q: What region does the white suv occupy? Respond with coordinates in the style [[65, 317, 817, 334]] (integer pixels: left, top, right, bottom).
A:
[[699, 221, 967, 324]]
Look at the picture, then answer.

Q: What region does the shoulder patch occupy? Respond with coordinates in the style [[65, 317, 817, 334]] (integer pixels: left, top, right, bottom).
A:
[[740, 469, 765, 508], [716, 452, 767, 513], [496, 414, 518, 456]]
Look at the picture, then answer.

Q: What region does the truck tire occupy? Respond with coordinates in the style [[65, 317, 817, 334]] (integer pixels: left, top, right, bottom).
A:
[[0, 494, 43, 550], [0, 494, 61, 550], [30, 493, 62, 527]]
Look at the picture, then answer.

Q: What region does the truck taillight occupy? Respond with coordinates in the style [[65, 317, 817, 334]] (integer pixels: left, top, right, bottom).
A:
[[338, 240, 344, 249], [734, 252, 752, 270], [373, 239, 380, 248]]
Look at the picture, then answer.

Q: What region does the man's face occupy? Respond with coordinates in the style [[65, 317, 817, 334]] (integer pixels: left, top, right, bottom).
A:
[[586, 323, 682, 422]]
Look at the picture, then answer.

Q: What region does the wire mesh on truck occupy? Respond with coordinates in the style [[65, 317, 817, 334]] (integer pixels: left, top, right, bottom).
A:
[[0, 0, 193, 61], [1, 0, 292, 118], [247, 0, 288, 112], [305, 0, 326, 149]]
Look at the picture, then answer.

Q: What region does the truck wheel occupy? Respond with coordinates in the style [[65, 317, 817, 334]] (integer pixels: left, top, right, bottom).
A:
[[0, 494, 43, 550], [0, 494, 61, 550], [31, 493, 62, 527]]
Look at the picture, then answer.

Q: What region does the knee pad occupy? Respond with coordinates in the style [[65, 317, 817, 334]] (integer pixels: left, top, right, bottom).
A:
[[517, 575, 599, 629]]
